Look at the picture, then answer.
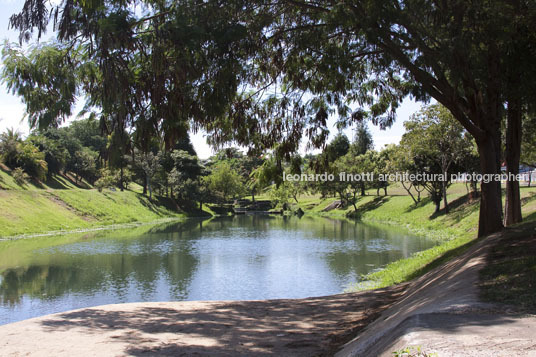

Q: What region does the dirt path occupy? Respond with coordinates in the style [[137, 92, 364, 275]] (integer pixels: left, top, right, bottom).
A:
[[0, 286, 405, 356]]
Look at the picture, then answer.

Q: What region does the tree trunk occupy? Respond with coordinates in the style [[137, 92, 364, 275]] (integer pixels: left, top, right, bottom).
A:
[[147, 173, 152, 200], [143, 175, 147, 195], [383, 186, 387, 196], [401, 181, 417, 204], [434, 200, 440, 213], [504, 98, 523, 226], [120, 165, 124, 192], [442, 173, 449, 214], [476, 136, 504, 237], [360, 183, 365, 196]]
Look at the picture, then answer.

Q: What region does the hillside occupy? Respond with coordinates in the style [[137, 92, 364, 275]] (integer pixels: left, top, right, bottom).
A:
[[0, 164, 185, 237]]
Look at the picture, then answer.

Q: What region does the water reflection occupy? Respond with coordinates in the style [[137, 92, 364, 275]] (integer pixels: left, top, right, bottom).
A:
[[0, 216, 434, 324]]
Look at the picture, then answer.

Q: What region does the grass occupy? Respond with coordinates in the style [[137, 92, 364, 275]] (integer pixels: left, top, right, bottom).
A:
[[0, 165, 193, 237], [479, 220, 536, 313], [0, 188, 186, 237]]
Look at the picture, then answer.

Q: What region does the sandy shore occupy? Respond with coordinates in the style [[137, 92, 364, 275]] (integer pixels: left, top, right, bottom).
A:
[[0, 286, 405, 356]]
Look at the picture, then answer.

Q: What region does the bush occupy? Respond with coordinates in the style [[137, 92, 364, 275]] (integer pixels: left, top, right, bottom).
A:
[[12, 167, 29, 186], [17, 142, 48, 181], [94, 168, 116, 192], [0, 132, 48, 181]]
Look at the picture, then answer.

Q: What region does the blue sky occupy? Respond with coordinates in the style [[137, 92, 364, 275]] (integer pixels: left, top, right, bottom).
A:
[[0, 1, 423, 159]]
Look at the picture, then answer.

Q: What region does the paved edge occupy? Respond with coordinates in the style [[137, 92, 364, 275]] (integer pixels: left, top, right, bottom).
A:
[[335, 231, 503, 357]]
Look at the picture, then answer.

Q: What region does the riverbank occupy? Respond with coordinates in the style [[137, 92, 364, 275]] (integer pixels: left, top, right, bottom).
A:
[[0, 286, 406, 356], [336, 220, 536, 356], [292, 184, 536, 289], [1, 221, 534, 356], [0, 166, 200, 237]]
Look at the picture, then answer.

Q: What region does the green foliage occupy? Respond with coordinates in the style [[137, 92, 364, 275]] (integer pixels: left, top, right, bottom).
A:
[[205, 162, 244, 203], [28, 134, 68, 176], [71, 148, 97, 184], [167, 150, 207, 202], [1, 42, 78, 130], [94, 169, 116, 192], [350, 122, 374, 156], [0, 130, 47, 181], [269, 181, 302, 207], [12, 167, 29, 186], [399, 104, 472, 211]]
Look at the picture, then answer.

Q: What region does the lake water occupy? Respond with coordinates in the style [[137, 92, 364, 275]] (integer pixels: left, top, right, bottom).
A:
[[0, 215, 435, 325]]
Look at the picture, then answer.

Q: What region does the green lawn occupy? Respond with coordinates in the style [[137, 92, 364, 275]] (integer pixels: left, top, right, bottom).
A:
[[0, 165, 185, 237]]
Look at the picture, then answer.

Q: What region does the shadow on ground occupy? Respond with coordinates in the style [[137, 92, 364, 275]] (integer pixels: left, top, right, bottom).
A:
[[37, 287, 405, 356]]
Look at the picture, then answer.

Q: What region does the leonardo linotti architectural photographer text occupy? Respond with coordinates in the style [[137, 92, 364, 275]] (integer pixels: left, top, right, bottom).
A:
[[283, 172, 527, 183]]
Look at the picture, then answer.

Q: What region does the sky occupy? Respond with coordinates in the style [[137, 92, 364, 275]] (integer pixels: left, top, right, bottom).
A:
[[0, 0, 423, 159]]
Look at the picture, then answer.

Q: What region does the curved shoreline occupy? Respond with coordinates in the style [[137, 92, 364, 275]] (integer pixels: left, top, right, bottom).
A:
[[0, 217, 187, 241]]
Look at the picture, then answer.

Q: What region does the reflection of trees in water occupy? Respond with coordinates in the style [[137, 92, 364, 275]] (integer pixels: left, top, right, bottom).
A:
[[0, 235, 199, 306], [0, 216, 432, 307]]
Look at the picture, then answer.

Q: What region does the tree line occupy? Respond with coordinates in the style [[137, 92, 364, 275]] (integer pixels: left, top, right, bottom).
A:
[[4, 103, 533, 218]]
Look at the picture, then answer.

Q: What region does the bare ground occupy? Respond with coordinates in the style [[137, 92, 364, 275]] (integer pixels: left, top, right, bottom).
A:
[[0, 286, 406, 356]]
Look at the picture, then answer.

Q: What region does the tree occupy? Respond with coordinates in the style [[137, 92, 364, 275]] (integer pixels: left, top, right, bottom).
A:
[[28, 134, 68, 177], [167, 150, 206, 203], [0, 129, 48, 181], [205, 162, 244, 204], [1, 43, 79, 130], [107, 129, 131, 191], [71, 148, 97, 184], [403, 105, 469, 213], [135, 150, 160, 200], [389, 144, 426, 205], [350, 123, 374, 156], [0, 128, 23, 168]]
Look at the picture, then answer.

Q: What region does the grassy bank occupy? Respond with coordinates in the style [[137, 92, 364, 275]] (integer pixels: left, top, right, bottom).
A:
[[0, 166, 187, 237], [288, 183, 536, 290], [479, 220, 536, 313]]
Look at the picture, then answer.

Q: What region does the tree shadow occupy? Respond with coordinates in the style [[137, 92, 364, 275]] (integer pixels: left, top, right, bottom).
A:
[[479, 221, 536, 313], [36, 287, 405, 356], [44, 175, 70, 189], [521, 191, 536, 206], [429, 193, 479, 222], [404, 196, 432, 212], [348, 196, 390, 219], [134, 195, 173, 216]]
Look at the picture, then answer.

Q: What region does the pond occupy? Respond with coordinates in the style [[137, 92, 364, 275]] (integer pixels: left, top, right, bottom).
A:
[[0, 215, 435, 325]]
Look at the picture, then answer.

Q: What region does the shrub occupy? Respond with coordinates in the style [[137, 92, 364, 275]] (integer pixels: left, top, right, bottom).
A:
[[12, 167, 29, 186], [94, 168, 116, 192]]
